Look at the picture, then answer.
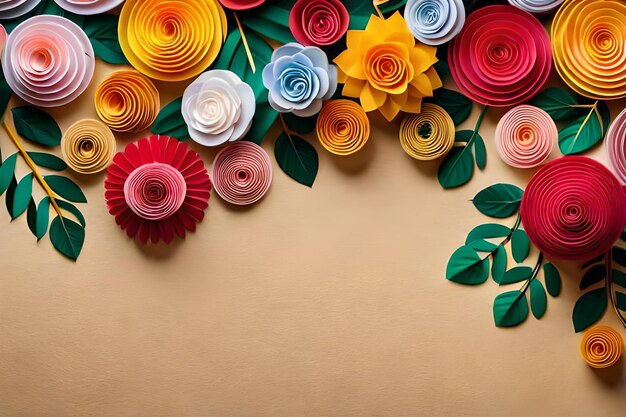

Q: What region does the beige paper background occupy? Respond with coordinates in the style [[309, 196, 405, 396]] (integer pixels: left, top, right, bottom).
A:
[[2, 60, 626, 417]]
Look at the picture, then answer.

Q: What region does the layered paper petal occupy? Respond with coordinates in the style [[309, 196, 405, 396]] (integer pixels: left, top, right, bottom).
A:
[[0, 24, 5, 54], [399, 103, 453, 160], [218, 0, 264, 10], [520, 156, 626, 261], [289, 0, 349, 47], [404, 0, 465, 46], [118, 0, 227, 81], [551, 0, 626, 99], [316, 99, 370, 156], [53, 0, 125, 15], [61, 119, 116, 174], [212, 141, 272, 205], [0, 0, 41, 19], [508, 0, 563, 13], [448, 5, 551, 107], [495, 105, 556, 168], [104, 135, 212, 244], [580, 325, 623, 369], [95, 70, 160, 133], [606, 108, 626, 184], [1, 15, 95, 107]]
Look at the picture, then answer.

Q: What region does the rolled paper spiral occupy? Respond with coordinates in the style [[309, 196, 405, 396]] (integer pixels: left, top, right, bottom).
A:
[[1, 15, 95, 107], [399, 103, 454, 160], [606, 108, 626, 184], [118, 0, 227, 82], [61, 119, 117, 174], [448, 5, 551, 107], [580, 325, 623, 369], [53, 0, 125, 15], [520, 156, 626, 261], [508, 0, 563, 13], [95, 70, 160, 133], [0, 0, 41, 19], [289, 0, 349, 47], [0, 24, 6, 53], [316, 100, 370, 156], [404, 0, 465, 46], [212, 141, 272, 205], [494, 105, 556, 168], [218, 0, 264, 10], [552, 0, 626, 99], [104, 135, 212, 244]]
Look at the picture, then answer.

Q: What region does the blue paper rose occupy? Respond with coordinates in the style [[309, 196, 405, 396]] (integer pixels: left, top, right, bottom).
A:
[[404, 0, 465, 46], [262, 43, 337, 117]]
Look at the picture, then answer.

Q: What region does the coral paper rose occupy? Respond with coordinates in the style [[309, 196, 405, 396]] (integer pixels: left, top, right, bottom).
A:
[[182, 70, 255, 147], [262, 43, 337, 117], [219, 0, 264, 10], [289, 0, 349, 47], [334, 12, 442, 122], [0, 24, 5, 54]]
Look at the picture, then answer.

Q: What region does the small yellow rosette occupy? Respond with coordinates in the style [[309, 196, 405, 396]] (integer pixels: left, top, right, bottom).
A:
[[61, 119, 117, 174], [399, 103, 454, 160], [316, 100, 370, 156]]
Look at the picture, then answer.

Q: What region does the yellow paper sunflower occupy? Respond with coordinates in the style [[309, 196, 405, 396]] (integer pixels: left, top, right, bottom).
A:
[[333, 12, 442, 122]]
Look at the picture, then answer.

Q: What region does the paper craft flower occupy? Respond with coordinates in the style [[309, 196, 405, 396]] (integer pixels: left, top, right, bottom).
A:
[[520, 156, 626, 261], [399, 103, 454, 160], [212, 141, 272, 205], [606, 108, 626, 184], [0, 0, 41, 19], [95, 70, 160, 133], [448, 5, 551, 106], [181, 70, 255, 147], [1, 15, 95, 107], [404, 0, 465, 46], [53, 0, 125, 14], [118, 0, 227, 82], [289, 0, 349, 47], [333, 12, 442, 122], [494, 105, 556, 168], [580, 325, 623, 369], [104, 135, 212, 244], [508, 0, 564, 13], [316, 100, 370, 156], [551, 0, 626, 99], [0, 24, 6, 54], [262, 43, 337, 117], [61, 119, 117, 175], [218, 0, 264, 10]]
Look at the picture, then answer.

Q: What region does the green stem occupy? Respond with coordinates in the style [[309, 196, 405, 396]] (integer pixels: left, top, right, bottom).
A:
[[520, 252, 544, 294], [479, 213, 521, 261], [456, 105, 488, 149]]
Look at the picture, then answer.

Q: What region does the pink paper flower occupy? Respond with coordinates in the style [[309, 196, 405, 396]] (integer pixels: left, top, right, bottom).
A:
[[289, 0, 349, 47], [0, 24, 6, 54], [218, 0, 264, 10]]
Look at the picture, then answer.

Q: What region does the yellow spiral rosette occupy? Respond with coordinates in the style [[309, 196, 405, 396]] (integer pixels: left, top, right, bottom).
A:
[[61, 119, 117, 174], [580, 325, 624, 368], [118, 0, 227, 81], [95, 70, 160, 133], [316, 100, 370, 156], [552, 0, 626, 99], [399, 103, 454, 160]]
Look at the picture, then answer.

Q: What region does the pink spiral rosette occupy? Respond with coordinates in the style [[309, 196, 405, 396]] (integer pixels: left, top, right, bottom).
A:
[[448, 5, 551, 106], [0, 24, 6, 54], [0, 0, 41, 19], [289, 0, 349, 47], [1, 15, 95, 107], [520, 156, 626, 261], [53, 0, 126, 15], [495, 105, 556, 168], [606, 108, 626, 184], [212, 141, 272, 205], [104, 135, 212, 244], [218, 0, 264, 10]]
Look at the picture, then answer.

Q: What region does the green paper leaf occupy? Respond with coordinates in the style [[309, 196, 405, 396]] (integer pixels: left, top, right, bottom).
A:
[[492, 245, 507, 284], [465, 223, 510, 245], [543, 263, 561, 297], [11, 106, 62, 146], [579, 264, 606, 290], [468, 239, 498, 252], [343, 0, 406, 29], [616, 292, 626, 311], [500, 266, 533, 285], [282, 113, 318, 135], [26, 197, 49, 240], [424, 88, 472, 126], [493, 290, 528, 327], [49, 216, 85, 261], [558, 101, 610, 155], [83, 14, 129, 65], [57, 200, 86, 227], [582, 255, 604, 269], [0, 69, 12, 121], [511, 229, 530, 263], [151, 98, 190, 141], [5, 175, 16, 217], [27, 152, 67, 171], [572, 287, 607, 332], [26, 198, 37, 238], [12, 173, 33, 219], [612, 269, 626, 289], [240, 2, 297, 45], [275, 132, 318, 187], [529, 279, 547, 319], [530, 87, 581, 121], [44, 175, 87, 203], [612, 247, 626, 267], [446, 245, 489, 285], [473, 134, 486, 169], [472, 183, 523, 218], [438, 148, 473, 188], [0, 153, 18, 195]]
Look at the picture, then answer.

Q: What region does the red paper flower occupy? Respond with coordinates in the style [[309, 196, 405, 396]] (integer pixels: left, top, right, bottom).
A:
[[289, 0, 349, 47], [218, 0, 264, 10], [520, 156, 626, 261], [104, 135, 212, 244], [448, 5, 551, 106]]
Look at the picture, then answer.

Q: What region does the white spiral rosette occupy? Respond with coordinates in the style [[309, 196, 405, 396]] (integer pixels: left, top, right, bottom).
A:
[[404, 0, 465, 46], [508, 0, 564, 14], [53, 0, 125, 15], [0, 0, 42, 19]]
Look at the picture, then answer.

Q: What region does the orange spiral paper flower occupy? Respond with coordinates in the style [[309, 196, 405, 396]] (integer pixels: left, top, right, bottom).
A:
[[552, 0, 626, 99], [316, 100, 370, 156], [61, 119, 117, 174], [399, 103, 454, 160], [95, 70, 160, 133], [118, 0, 227, 81], [580, 325, 623, 368]]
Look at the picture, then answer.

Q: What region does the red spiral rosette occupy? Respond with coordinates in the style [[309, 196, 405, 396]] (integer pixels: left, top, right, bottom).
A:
[[448, 5, 551, 106], [289, 0, 349, 47], [212, 141, 272, 205], [520, 156, 626, 261], [104, 135, 212, 244]]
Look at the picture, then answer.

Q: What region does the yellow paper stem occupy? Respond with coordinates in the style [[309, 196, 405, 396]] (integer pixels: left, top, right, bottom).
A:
[[234, 12, 256, 74], [373, 0, 387, 18], [1, 121, 63, 219]]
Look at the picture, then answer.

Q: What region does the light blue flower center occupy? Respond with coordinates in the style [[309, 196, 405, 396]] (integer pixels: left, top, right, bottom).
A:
[[279, 61, 314, 103]]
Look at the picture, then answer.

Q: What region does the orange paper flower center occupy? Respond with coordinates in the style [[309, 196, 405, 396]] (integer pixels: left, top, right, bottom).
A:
[[364, 43, 413, 94]]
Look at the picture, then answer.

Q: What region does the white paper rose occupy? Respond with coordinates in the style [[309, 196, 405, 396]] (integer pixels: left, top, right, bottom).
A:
[[182, 70, 256, 147]]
